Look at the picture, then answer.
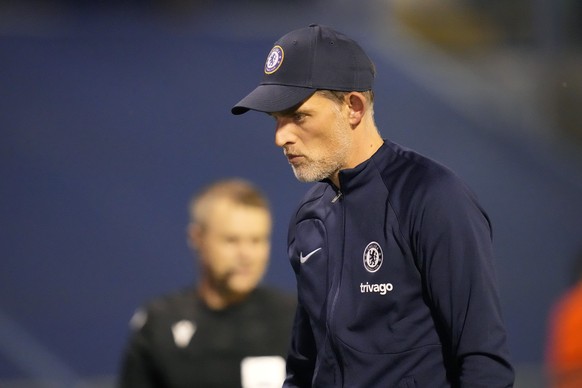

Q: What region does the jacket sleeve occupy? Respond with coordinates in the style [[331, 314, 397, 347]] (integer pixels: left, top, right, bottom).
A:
[[414, 173, 514, 387], [118, 310, 159, 388], [284, 210, 317, 388], [283, 303, 317, 388]]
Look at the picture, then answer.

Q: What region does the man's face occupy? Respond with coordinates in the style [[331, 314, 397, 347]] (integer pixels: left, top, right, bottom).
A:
[[191, 199, 271, 296], [272, 92, 352, 183]]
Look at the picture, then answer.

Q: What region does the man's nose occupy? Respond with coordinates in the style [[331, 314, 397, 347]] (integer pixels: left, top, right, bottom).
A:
[[275, 120, 294, 148]]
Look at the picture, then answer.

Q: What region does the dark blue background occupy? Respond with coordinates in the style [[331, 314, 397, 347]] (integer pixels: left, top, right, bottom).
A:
[[1, 2, 581, 384]]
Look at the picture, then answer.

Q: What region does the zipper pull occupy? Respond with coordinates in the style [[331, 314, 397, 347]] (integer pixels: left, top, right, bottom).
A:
[[331, 191, 342, 203]]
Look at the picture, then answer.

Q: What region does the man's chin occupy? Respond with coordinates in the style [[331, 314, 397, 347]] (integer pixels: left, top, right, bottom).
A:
[[292, 168, 319, 183], [227, 281, 259, 297]]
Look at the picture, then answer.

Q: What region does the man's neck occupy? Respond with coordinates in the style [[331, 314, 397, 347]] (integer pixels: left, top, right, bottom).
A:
[[332, 128, 383, 188], [197, 283, 247, 310]]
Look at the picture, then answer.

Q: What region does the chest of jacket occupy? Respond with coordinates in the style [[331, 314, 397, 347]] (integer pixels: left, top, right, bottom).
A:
[[289, 179, 440, 357]]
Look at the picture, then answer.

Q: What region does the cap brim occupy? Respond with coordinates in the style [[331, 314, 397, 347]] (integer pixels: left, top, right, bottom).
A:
[[231, 84, 316, 115]]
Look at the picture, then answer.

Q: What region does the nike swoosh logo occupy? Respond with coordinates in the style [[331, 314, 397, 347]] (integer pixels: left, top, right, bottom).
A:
[[299, 247, 322, 264]]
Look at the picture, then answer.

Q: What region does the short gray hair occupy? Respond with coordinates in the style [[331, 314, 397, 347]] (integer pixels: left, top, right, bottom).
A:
[[188, 178, 270, 227]]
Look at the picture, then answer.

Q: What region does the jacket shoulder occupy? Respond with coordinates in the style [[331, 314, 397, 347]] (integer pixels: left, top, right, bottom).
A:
[[129, 288, 197, 329], [378, 141, 478, 206]]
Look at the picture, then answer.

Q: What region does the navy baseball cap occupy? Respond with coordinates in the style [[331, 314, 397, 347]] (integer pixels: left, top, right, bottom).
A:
[[231, 24, 375, 115]]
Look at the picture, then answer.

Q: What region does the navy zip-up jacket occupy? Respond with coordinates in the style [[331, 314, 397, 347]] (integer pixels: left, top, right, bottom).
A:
[[284, 140, 514, 387]]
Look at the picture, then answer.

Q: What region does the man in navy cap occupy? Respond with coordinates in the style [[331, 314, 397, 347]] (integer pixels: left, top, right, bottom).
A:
[[232, 24, 514, 387]]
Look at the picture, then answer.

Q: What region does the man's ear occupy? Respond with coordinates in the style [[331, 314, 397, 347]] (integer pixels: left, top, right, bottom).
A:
[[187, 223, 202, 250], [347, 92, 366, 125]]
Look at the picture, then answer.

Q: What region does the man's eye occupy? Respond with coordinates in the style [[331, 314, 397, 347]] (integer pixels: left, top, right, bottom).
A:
[[293, 113, 305, 122]]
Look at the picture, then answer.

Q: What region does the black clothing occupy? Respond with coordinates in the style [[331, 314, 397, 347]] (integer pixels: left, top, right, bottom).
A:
[[120, 287, 296, 388], [284, 141, 514, 387]]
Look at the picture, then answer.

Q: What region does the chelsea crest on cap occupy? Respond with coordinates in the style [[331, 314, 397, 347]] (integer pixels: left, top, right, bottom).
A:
[[231, 24, 375, 115], [265, 45, 284, 74]]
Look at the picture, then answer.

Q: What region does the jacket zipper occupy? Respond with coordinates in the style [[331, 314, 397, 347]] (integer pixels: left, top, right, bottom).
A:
[[327, 188, 345, 383]]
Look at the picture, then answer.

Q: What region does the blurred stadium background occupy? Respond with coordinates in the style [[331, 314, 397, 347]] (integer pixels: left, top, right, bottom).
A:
[[1, 0, 581, 386]]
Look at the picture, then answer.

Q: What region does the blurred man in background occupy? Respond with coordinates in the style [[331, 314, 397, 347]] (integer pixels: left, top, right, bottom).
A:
[[546, 249, 582, 388], [119, 178, 296, 388]]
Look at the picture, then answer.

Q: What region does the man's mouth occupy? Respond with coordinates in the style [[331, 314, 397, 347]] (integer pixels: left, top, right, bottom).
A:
[[286, 154, 301, 163], [284, 150, 303, 164]]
